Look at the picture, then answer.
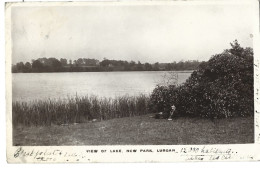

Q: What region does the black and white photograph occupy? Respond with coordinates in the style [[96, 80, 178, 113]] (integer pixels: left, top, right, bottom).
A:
[[5, 0, 260, 163]]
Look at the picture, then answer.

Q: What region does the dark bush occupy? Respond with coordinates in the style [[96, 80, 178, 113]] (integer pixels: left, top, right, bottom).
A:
[[149, 85, 178, 115], [149, 40, 254, 118]]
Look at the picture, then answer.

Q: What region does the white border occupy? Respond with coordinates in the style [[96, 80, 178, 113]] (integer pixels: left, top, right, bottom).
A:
[[3, 0, 260, 165]]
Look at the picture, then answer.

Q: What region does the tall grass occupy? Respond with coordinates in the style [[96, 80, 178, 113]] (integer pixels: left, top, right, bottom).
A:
[[12, 94, 150, 127]]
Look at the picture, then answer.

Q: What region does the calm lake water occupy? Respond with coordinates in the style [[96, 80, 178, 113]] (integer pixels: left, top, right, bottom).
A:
[[12, 71, 192, 101]]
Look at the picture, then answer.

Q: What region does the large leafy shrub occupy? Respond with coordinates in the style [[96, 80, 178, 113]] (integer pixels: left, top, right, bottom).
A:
[[149, 40, 254, 118]]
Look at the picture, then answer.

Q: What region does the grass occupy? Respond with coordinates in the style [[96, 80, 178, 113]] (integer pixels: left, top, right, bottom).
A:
[[13, 114, 254, 146], [12, 94, 149, 127]]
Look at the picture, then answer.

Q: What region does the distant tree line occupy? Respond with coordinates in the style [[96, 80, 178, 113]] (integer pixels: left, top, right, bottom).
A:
[[12, 57, 201, 73]]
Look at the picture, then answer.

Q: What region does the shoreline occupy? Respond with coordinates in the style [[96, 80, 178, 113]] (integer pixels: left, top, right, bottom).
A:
[[12, 94, 150, 127], [11, 70, 195, 74]]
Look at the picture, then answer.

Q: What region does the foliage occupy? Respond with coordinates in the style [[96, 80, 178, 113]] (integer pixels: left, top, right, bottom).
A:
[[12, 94, 150, 127], [149, 85, 178, 116], [12, 57, 201, 73], [164, 60, 201, 71], [149, 40, 254, 118]]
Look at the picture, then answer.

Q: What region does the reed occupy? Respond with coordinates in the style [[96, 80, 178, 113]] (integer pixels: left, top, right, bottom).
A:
[[12, 94, 150, 127]]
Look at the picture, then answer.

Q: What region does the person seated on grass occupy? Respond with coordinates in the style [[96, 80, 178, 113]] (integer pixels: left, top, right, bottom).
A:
[[168, 104, 176, 121], [153, 104, 176, 120], [153, 111, 165, 119]]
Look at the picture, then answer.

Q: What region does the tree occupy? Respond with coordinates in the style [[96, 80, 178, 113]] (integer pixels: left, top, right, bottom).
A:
[[13, 57, 203, 73], [32, 60, 44, 72], [16, 62, 25, 72], [153, 62, 159, 71], [24, 62, 32, 72], [136, 61, 144, 71], [100, 59, 110, 67], [229, 39, 244, 57], [49, 58, 62, 71], [144, 63, 153, 71], [76, 58, 84, 65], [60, 58, 67, 66], [165, 63, 172, 71], [149, 40, 253, 119], [12, 65, 18, 73], [73, 60, 78, 67]]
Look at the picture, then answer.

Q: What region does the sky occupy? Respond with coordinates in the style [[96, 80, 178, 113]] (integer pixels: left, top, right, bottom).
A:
[[11, 3, 255, 64]]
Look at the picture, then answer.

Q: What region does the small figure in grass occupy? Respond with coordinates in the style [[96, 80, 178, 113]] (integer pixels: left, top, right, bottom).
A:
[[168, 105, 176, 121], [154, 111, 165, 119], [153, 105, 177, 120]]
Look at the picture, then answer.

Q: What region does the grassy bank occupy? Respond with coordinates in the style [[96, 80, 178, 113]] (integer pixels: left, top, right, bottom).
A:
[[13, 114, 254, 145], [12, 94, 149, 127]]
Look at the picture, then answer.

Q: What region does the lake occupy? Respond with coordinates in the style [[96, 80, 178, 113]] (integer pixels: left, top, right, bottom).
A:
[[12, 71, 192, 102]]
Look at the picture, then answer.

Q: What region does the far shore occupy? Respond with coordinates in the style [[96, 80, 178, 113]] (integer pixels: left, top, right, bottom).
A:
[[12, 70, 195, 73]]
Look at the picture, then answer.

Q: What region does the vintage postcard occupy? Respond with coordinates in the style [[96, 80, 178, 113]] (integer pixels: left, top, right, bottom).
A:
[[5, 0, 260, 163]]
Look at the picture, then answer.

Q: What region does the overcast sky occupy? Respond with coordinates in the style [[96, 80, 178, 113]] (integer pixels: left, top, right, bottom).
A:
[[11, 3, 254, 64]]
